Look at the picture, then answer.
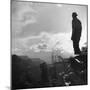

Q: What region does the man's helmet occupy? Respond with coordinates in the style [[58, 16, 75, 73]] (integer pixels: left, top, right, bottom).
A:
[[72, 12, 78, 17]]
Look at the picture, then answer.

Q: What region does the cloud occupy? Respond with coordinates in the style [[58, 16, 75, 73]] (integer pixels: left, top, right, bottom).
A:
[[12, 29, 87, 56], [29, 43, 50, 52], [12, 1, 38, 35], [13, 32, 72, 52]]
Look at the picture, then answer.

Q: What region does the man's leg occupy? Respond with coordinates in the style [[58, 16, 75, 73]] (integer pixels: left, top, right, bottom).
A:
[[73, 41, 81, 54]]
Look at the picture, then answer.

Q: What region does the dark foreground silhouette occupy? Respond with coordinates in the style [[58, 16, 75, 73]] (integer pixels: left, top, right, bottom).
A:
[[12, 55, 50, 89], [12, 47, 87, 89]]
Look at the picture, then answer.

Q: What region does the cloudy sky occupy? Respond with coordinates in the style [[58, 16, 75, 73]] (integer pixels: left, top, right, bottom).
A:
[[11, 0, 87, 63]]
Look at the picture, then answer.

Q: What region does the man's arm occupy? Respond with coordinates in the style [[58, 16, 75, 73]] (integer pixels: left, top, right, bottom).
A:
[[71, 21, 75, 40]]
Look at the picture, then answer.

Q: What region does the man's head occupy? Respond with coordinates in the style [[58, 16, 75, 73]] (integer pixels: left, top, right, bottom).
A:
[[72, 12, 78, 18]]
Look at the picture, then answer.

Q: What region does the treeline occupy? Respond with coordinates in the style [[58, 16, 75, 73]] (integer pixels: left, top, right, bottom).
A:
[[12, 55, 49, 89]]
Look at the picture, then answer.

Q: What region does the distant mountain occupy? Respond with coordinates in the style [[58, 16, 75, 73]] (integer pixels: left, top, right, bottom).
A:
[[12, 54, 45, 65]]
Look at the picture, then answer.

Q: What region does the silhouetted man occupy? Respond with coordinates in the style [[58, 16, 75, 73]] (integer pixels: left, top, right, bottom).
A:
[[71, 12, 82, 54]]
